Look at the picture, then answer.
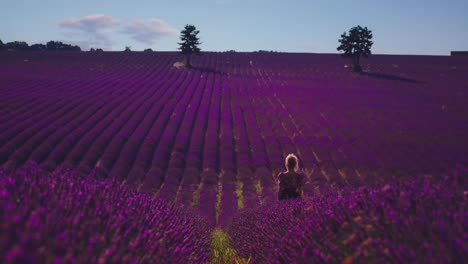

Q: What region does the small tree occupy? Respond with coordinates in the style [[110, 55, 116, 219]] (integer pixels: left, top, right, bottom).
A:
[[0, 39, 4, 50], [337, 25, 373, 72], [6, 41, 29, 51], [144, 48, 153, 52], [124, 46, 131, 52], [45, 41, 80, 51], [178, 24, 201, 67], [46, 41, 61, 51], [30, 43, 46, 51]]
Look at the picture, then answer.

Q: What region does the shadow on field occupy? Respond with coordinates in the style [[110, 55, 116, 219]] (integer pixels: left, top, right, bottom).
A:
[[362, 72, 422, 83]]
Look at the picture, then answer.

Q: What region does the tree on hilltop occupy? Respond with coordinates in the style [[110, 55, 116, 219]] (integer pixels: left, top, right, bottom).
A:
[[1, 40, 80, 51], [29, 43, 46, 51], [46, 41, 81, 51], [178, 24, 201, 68], [124, 46, 132, 52], [0, 39, 4, 50], [5, 41, 29, 51], [337, 25, 373, 72]]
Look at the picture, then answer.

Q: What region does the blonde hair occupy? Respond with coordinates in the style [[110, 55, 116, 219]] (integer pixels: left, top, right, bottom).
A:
[[285, 153, 299, 171]]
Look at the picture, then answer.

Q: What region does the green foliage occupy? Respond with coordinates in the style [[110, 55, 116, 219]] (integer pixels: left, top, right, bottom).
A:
[[211, 229, 251, 264], [45, 41, 81, 51], [30, 43, 46, 51], [3, 40, 80, 51], [191, 182, 203, 208], [337, 25, 373, 70], [46, 41, 57, 50], [124, 46, 132, 52], [144, 48, 153, 52], [254, 179, 263, 205], [5, 41, 29, 51], [178, 24, 201, 67], [235, 181, 244, 209], [215, 179, 223, 225]]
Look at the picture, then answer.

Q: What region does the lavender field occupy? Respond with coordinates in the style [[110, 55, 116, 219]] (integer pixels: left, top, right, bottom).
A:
[[1, 51, 467, 262]]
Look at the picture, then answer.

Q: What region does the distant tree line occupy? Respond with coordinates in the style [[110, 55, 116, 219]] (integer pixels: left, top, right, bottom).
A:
[[450, 51, 468, 56], [257, 50, 279, 53], [3, 24, 374, 75], [0, 40, 81, 51]]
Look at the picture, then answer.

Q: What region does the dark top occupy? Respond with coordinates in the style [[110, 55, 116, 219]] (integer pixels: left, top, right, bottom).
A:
[[278, 171, 305, 200]]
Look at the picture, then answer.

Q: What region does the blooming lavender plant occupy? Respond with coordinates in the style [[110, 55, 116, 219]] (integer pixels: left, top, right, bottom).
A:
[[0, 162, 213, 263], [227, 167, 467, 263]]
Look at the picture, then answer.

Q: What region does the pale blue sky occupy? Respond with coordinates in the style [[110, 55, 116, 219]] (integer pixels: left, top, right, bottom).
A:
[[1, 0, 467, 54]]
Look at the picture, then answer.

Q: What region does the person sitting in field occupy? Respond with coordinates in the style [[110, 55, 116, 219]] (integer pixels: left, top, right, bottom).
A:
[[277, 153, 305, 200]]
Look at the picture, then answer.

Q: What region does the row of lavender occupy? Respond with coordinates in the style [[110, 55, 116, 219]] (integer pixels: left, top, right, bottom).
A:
[[215, 51, 467, 227], [1, 51, 467, 226], [0, 54, 174, 170], [227, 165, 467, 263], [0, 52, 294, 226], [0, 162, 212, 263], [262, 55, 466, 195]]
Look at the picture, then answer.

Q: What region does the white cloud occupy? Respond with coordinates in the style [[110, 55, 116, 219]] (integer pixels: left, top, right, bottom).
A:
[[57, 14, 118, 32], [121, 18, 178, 45], [56, 15, 177, 50], [57, 14, 118, 48]]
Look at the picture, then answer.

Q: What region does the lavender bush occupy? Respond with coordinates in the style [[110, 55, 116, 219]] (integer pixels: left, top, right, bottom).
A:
[[227, 166, 467, 263], [0, 162, 213, 263]]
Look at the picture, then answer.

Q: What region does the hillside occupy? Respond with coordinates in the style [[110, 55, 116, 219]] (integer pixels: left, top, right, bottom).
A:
[[0, 51, 467, 225]]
